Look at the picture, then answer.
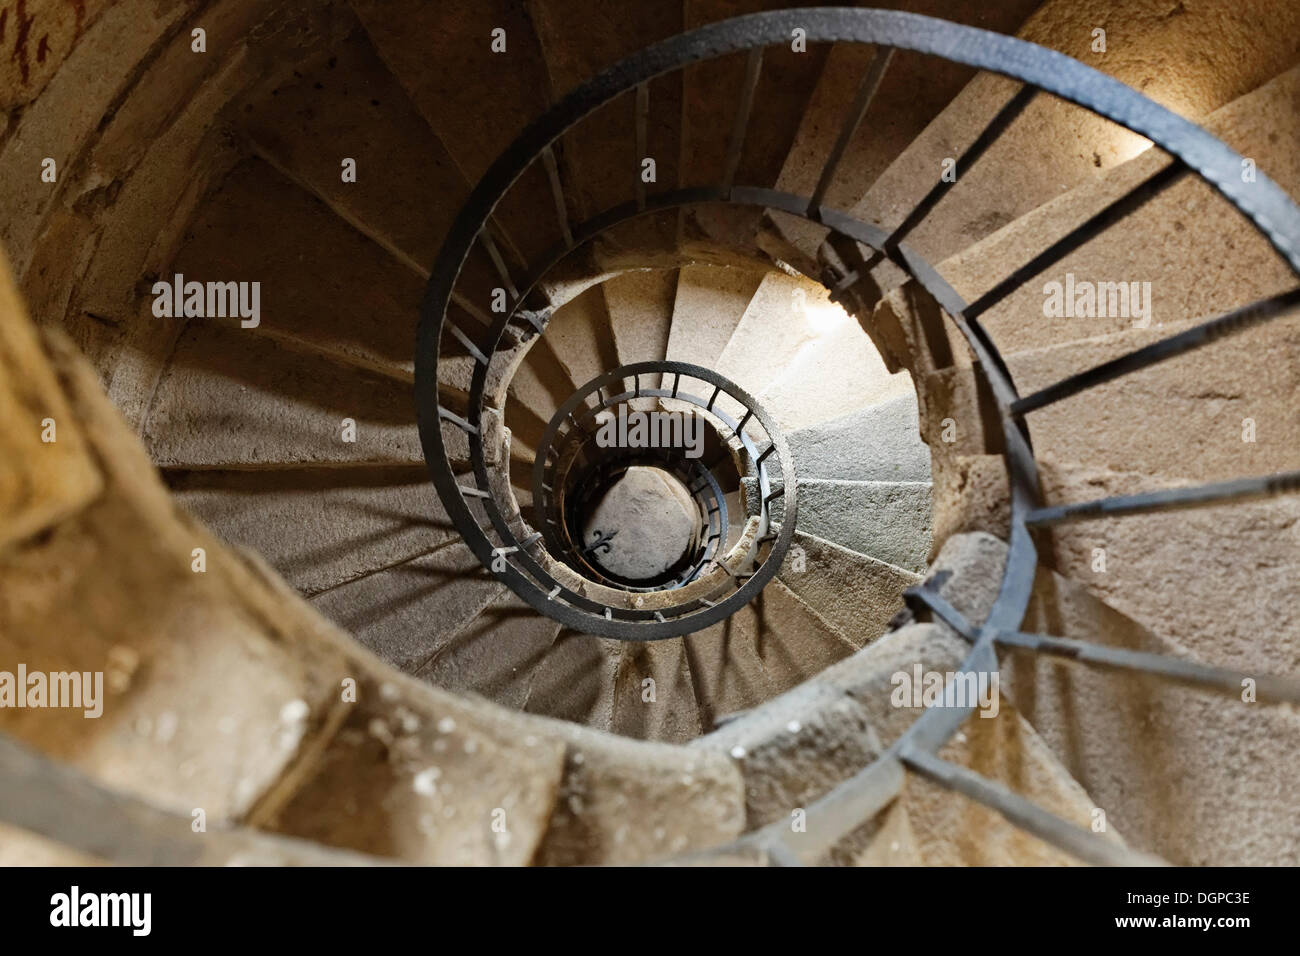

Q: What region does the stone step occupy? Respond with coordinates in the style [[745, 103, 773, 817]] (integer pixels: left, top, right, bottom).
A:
[[715, 271, 826, 397], [786, 392, 930, 483], [760, 0, 1041, 273], [795, 479, 933, 574], [664, 264, 765, 370], [922, 310, 1300, 486], [240, 23, 471, 275], [539, 282, 621, 395], [779, 531, 921, 650], [609, 640, 705, 744], [928, 530, 1300, 865], [522, 629, 622, 730], [166, 465, 456, 597], [937, 63, 1300, 359], [1036, 459, 1300, 682], [142, 320, 422, 469], [349, 0, 563, 269], [168, 156, 426, 380], [529, 0, 684, 230], [679, 0, 827, 247], [757, 309, 915, 433], [308, 540, 504, 675], [605, 269, 677, 374], [852, 0, 1300, 280], [414, 593, 563, 712]]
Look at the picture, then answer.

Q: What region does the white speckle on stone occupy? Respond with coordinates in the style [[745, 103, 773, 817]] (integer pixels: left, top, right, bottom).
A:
[[955, 731, 968, 744], [653, 826, 666, 842], [567, 795, 584, 815], [890, 841, 901, 853], [681, 773, 694, 786], [380, 682, 400, 702], [280, 699, 309, 724], [786, 720, 802, 734], [368, 718, 392, 742], [571, 750, 585, 765], [730, 745, 747, 760], [399, 710, 420, 734], [413, 767, 441, 796], [437, 716, 457, 734]]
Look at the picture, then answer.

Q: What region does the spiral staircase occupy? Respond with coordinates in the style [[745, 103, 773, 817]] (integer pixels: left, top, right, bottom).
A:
[[1, 0, 1299, 866]]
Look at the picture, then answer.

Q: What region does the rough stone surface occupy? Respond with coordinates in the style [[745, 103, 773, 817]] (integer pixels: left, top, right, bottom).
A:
[[168, 465, 458, 596], [1, 331, 350, 822], [787, 392, 930, 483], [796, 479, 933, 573], [241, 23, 471, 273], [168, 157, 428, 378], [779, 531, 920, 648], [582, 466, 697, 580], [0, 258, 102, 551], [142, 321, 428, 468], [664, 264, 765, 370], [929, 531, 1300, 865], [309, 541, 504, 674], [609, 640, 704, 743], [759, 314, 915, 433]]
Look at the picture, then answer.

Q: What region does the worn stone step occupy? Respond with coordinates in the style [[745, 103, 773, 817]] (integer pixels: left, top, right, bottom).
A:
[[609, 639, 705, 744], [1036, 459, 1300, 681], [166, 465, 456, 597], [715, 271, 826, 396], [693, 617, 1121, 864], [786, 392, 930, 483], [168, 156, 426, 379], [240, 22, 471, 274], [308, 540, 504, 675], [540, 282, 621, 395], [853, 0, 1300, 280], [795, 478, 933, 574], [415, 594, 563, 712], [757, 309, 915, 432], [680, 0, 827, 247], [529, 0, 684, 225], [922, 310, 1300, 486], [605, 269, 678, 374], [779, 531, 920, 649], [350, 0, 562, 268], [664, 264, 765, 370], [938, 63, 1300, 359], [523, 629, 622, 730]]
